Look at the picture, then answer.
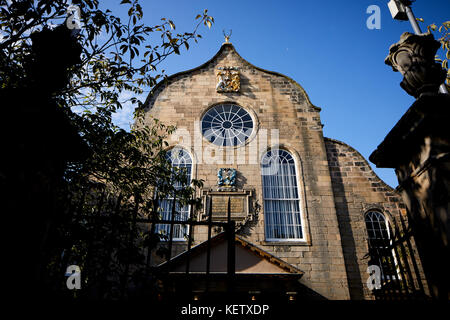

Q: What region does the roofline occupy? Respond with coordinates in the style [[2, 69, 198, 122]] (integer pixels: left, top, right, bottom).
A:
[[156, 232, 304, 275], [143, 43, 321, 112], [156, 231, 228, 267], [162, 273, 303, 279], [324, 137, 396, 192], [234, 236, 303, 274]]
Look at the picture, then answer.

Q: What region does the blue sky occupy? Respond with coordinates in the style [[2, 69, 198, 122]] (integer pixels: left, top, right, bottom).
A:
[[106, 0, 450, 188]]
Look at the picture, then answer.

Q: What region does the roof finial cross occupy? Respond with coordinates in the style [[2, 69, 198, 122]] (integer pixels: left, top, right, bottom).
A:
[[223, 29, 232, 43]]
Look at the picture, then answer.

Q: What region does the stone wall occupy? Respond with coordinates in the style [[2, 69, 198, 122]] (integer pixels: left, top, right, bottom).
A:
[[325, 137, 416, 299], [142, 43, 418, 300]]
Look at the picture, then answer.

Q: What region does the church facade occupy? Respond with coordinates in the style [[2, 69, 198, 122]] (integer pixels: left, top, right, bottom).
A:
[[141, 42, 426, 300]]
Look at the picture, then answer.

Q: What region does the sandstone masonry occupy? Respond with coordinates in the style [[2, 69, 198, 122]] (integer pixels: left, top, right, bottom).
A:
[[142, 43, 425, 300]]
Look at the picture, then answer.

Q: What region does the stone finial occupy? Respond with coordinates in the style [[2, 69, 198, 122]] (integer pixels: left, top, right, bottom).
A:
[[385, 32, 446, 98]]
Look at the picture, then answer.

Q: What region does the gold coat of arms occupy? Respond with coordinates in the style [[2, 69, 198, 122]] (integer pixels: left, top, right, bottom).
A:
[[216, 66, 240, 92]]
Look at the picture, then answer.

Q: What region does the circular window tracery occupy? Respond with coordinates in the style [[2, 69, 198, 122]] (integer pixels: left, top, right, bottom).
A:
[[201, 104, 254, 147]]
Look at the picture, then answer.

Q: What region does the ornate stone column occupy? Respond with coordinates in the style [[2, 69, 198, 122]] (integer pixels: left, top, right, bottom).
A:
[[385, 32, 446, 98]]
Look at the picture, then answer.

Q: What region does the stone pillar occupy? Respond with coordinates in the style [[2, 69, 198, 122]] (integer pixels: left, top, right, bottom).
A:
[[370, 32, 450, 300]]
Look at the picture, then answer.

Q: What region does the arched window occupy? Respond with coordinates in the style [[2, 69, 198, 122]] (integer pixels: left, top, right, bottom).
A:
[[365, 211, 397, 280], [261, 149, 304, 241], [155, 148, 192, 241], [365, 211, 391, 247]]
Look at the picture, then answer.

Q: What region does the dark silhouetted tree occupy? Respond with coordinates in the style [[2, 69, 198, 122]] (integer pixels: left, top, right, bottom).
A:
[[0, 0, 211, 300]]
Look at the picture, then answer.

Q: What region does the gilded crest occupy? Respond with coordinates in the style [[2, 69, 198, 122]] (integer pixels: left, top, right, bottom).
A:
[[217, 168, 237, 191], [216, 67, 240, 92]]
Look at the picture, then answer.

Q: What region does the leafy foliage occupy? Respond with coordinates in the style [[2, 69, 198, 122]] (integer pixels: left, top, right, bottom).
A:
[[1, 0, 214, 114], [1, 0, 212, 299], [417, 18, 450, 87], [430, 21, 450, 86]]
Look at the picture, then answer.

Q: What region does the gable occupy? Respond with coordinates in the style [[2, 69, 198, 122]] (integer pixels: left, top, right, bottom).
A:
[[161, 234, 303, 275], [143, 43, 320, 113]]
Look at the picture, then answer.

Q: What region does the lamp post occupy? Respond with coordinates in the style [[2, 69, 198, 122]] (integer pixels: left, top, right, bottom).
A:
[[388, 0, 449, 94]]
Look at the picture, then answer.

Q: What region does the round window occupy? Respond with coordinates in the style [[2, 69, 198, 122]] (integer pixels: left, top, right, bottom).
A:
[[201, 104, 254, 147]]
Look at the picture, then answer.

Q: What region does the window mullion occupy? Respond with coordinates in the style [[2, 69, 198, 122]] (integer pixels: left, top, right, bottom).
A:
[[262, 150, 302, 241]]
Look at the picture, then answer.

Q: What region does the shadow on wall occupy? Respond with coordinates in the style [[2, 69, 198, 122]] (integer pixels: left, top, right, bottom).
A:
[[235, 170, 247, 189], [325, 142, 365, 300]]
